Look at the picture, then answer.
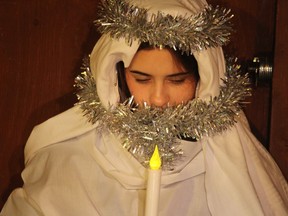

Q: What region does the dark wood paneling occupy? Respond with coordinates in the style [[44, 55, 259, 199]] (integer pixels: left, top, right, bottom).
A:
[[270, 0, 288, 179], [212, 0, 276, 148], [0, 0, 100, 208]]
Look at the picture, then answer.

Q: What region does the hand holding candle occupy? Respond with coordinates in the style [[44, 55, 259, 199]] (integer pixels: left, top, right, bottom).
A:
[[145, 145, 162, 216]]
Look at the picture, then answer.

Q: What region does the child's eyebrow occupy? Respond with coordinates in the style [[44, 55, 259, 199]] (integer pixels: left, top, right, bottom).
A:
[[128, 70, 151, 76], [166, 72, 190, 78], [128, 70, 190, 77]]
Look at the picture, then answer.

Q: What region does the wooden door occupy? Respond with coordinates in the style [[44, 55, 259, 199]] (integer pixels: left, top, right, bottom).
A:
[[270, 0, 288, 179], [0, 0, 287, 209], [214, 0, 288, 179], [0, 0, 100, 208], [213, 0, 276, 148]]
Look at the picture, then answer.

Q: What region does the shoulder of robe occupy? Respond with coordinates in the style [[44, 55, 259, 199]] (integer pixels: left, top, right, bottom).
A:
[[24, 106, 96, 164]]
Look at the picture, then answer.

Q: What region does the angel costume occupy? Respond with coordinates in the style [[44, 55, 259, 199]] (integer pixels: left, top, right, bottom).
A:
[[1, 0, 288, 215]]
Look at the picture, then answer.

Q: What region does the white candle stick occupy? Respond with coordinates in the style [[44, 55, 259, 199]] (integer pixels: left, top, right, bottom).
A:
[[145, 145, 162, 216]]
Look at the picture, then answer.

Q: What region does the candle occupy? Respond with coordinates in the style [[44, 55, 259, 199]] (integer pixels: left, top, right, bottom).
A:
[[145, 145, 162, 216]]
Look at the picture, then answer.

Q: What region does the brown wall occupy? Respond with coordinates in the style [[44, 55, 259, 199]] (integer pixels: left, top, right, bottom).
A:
[[270, 0, 288, 180], [213, 0, 276, 148], [0, 0, 100, 208]]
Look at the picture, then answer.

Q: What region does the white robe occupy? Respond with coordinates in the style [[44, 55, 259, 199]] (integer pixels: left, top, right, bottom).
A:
[[1, 106, 287, 216]]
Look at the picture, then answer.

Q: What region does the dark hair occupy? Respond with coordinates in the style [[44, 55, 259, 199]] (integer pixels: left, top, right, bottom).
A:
[[117, 42, 199, 102]]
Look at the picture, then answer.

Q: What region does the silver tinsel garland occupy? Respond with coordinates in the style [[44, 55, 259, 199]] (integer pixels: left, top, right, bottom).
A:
[[94, 0, 234, 54], [74, 58, 251, 170]]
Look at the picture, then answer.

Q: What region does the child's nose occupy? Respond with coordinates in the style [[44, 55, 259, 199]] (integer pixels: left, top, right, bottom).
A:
[[149, 84, 169, 107]]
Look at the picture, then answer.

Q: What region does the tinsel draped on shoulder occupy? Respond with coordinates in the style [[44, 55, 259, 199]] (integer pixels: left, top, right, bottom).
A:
[[94, 0, 234, 54], [74, 58, 251, 170]]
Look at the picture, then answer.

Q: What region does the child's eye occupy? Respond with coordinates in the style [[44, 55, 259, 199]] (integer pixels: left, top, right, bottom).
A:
[[169, 79, 185, 83], [168, 78, 186, 84], [135, 78, 151, 83], [167, 74, 194, 84]]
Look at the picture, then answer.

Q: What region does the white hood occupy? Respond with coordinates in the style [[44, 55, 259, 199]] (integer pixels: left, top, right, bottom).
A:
[[90, 0, 224, 108]]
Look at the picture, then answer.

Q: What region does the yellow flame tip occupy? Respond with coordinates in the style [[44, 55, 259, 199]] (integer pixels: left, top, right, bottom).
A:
[[149, 145, 161, 170]]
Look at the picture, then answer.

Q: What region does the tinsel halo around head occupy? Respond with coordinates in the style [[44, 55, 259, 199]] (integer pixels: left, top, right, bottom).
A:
[[74, 57, 251, 170], [94, 0, 234, 54]]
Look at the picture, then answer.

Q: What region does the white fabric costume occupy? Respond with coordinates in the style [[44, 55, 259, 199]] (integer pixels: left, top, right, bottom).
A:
[[1, 0, 288, 215]]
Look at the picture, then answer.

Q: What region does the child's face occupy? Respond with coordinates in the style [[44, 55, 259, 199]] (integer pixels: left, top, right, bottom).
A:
[[125, 48, 197, 107]]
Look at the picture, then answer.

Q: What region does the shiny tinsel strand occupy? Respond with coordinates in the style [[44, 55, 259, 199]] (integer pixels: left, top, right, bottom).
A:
[[74, 57, 251, 170], [94, 0, 234, 54]]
